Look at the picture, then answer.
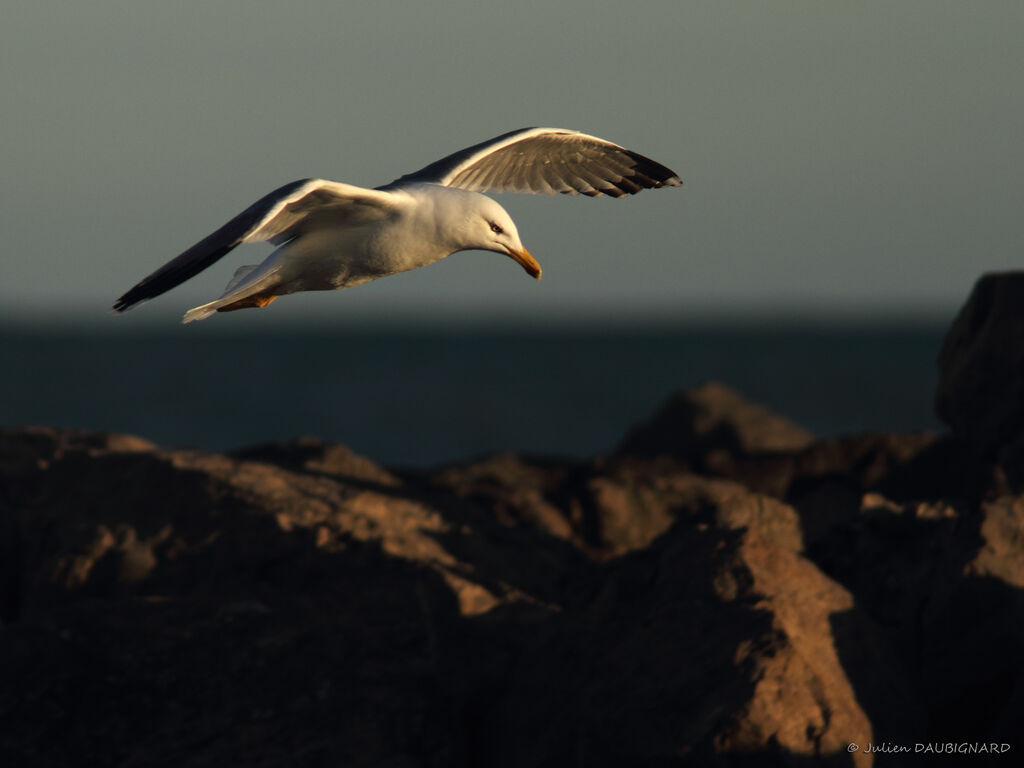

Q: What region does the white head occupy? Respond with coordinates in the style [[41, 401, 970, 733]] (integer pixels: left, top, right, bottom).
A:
[[449, 193, 542, 279]]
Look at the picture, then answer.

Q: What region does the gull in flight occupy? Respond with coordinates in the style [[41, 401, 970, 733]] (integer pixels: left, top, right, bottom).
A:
[[112, 127, 681, 323]]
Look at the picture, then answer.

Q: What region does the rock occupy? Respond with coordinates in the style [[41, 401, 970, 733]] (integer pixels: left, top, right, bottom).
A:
[[431, 452, 579, 544], [616, 380, 815, 460], [231, 436, 402, 486], [3, 409, 1024, 765], [936, 272, 1024, 458], [968, 496, 1024, 588], [0, 427, 577, 766], [703, 431, 940, 502], [477, 480, 880, 768]]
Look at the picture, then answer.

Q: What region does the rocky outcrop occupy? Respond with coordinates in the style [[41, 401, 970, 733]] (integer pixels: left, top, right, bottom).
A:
[[616, 380, 816, 460], [3, 369, 1023, 767], [936, 272, 1024, 482]]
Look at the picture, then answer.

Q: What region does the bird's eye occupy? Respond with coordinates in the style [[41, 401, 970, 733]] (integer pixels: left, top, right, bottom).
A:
[[489, 222, 504, 235]]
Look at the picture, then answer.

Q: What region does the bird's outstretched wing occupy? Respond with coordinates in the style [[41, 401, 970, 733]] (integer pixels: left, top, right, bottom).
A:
[[113, 179, 396, 312], [390, 127, 681, 198]]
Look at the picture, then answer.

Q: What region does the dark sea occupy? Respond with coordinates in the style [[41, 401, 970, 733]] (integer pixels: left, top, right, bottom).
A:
[[1, 319, 949, 467]]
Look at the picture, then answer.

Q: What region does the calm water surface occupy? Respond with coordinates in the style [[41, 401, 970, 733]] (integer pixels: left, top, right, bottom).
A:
[[1, 321, 947, 466]]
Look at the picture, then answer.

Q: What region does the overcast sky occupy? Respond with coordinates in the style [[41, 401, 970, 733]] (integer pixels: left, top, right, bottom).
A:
[[2, 1, 1022, 325]]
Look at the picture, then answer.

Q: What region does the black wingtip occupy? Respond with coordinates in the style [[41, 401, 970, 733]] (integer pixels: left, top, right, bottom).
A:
[[624, 150, 682, 194], [111, 238, 241, 316], [112, 274, 174, 313], [111, 295, 135, 313], [112, 286, 146, 313]]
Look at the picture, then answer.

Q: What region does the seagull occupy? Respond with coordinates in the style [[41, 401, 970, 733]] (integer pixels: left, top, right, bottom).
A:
[[112, 127, 681, 323]]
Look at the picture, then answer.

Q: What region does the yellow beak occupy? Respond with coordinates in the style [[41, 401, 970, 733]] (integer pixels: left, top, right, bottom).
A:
[[506, 245, 542, 280]]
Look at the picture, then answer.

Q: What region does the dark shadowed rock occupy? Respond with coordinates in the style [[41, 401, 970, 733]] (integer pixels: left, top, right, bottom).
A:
[[431, 452, 579, 544], [616, 380, 815, 460], [702, 431, 941, 502], [936, 272, 1024, 460]]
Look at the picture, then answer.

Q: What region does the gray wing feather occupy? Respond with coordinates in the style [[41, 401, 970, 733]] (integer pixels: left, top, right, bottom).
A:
[[391, 127, 682, 197], [113, 179, 394, 312]]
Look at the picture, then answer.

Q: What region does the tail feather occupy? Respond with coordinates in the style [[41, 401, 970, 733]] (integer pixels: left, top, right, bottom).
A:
[[182, 261, 283, 324], [182, 302, 221, 324]]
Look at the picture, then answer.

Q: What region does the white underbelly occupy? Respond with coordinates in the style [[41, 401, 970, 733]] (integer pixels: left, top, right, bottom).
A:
[[275, 223, 444, 294]]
